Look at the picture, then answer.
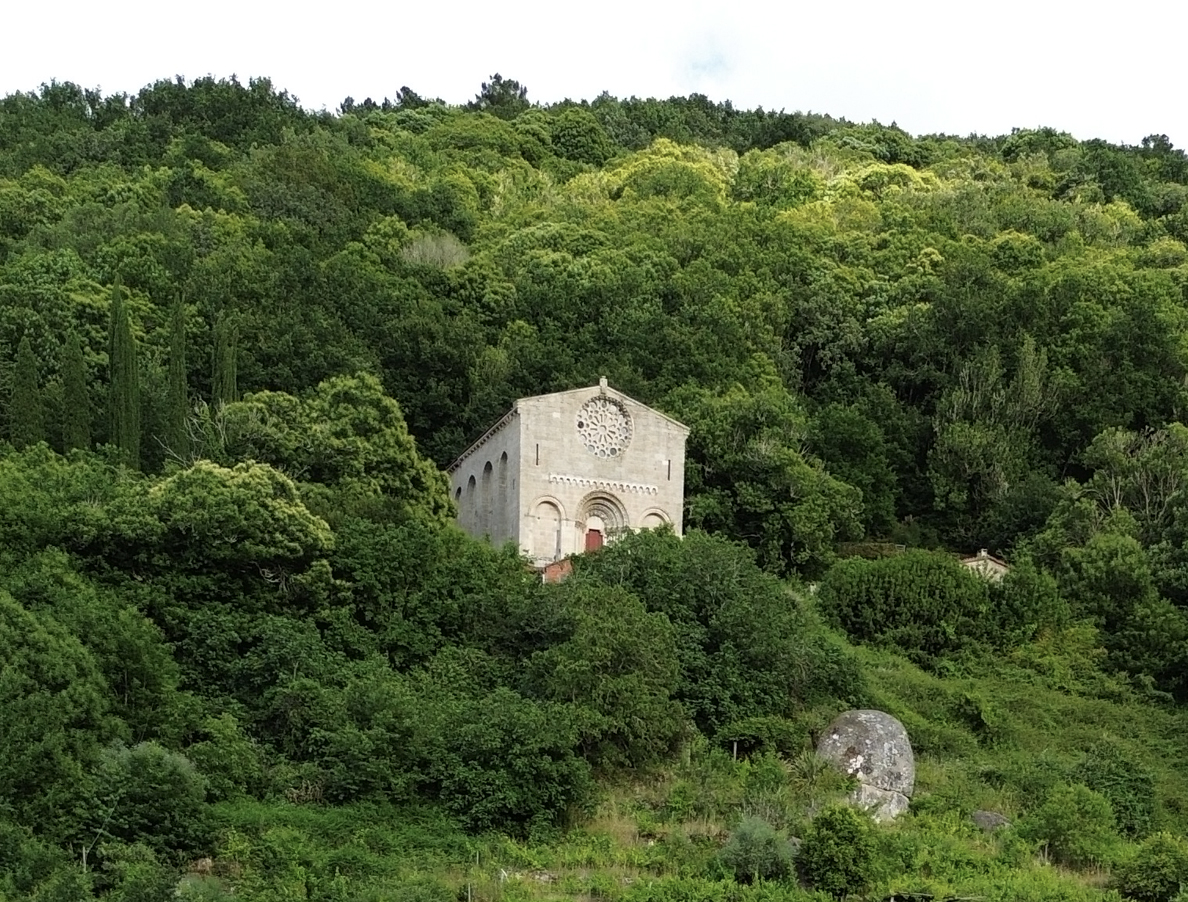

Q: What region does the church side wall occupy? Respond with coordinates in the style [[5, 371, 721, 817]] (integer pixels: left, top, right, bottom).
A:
[[448, 417, 520, 547]]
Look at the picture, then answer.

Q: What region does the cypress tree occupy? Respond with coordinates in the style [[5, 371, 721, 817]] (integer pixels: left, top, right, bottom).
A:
[[10, 334, 44, 449], [212, 312, 238, 406], [61, 331, 90, 451], [107, 277, 140, 468], [167, 295, 190, 460]]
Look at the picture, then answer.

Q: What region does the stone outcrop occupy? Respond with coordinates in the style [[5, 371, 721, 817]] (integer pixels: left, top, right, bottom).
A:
[[817, 709, 915, 822], [972, 810, 1010, 832]]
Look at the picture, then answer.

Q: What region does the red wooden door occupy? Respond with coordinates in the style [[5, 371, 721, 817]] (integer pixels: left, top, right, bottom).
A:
[[585, 529, 603, 552]]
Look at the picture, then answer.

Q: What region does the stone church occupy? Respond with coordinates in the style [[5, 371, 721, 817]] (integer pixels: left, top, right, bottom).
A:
[[448, 379, 689, 566]]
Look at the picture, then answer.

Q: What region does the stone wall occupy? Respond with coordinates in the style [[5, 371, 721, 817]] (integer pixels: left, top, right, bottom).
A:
[[448, 410, 521, 548]]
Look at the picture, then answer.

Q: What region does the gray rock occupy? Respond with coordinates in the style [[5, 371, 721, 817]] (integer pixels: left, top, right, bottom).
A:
[[817, 709, 915, 822], [971, 810, 1010, 832]]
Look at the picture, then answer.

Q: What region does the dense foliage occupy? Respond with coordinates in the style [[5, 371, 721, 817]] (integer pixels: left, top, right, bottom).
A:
[[4, 72, 1188, 899]]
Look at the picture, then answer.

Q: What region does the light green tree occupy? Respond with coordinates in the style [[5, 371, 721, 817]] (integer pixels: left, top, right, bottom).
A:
[[218, 372, 454, 525]]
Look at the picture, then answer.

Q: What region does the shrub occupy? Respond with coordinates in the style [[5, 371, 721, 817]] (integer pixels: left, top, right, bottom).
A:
[[1074, 738, 1155, 838], [1112, 832, 1188, 902], [816, 550, 991, 665], [797, 804, 878, 898], [572, 528, 867, 737], [718, 816, 796, 883], [1018, 783, 1117, 868], [89, 741, 211, 859]]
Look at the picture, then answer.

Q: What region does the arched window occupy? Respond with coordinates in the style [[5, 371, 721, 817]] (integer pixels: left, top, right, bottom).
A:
[[464, 475, 476, 531], [480, 461, 494, 537], [532, 499, 563, 562]]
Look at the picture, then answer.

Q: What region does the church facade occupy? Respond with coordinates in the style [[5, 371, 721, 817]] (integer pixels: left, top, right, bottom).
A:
[[448, 379, 689, 566]]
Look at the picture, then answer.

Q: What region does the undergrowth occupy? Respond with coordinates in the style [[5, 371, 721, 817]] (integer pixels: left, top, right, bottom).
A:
[[176, 627, 1188, 901]]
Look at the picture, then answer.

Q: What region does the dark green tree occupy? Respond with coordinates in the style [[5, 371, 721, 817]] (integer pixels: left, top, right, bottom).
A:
[[166, 295, 190, 460], [9, 334, 44, 449], [212, 312, 237, 406], [107, 277, 140, 468], [550, 108, 614, 165], [0, 590, 115, 840], [1019, 783, 1118, 868], [61, 331, 90, 452], [467, 74, 530, 119]]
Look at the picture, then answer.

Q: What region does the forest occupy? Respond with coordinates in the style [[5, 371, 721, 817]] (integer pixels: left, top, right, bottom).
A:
[[3, 72, 1188, 900]]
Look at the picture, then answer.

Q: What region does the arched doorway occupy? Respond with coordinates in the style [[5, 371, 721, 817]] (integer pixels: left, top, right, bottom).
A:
[[577, 492, 627, 553]]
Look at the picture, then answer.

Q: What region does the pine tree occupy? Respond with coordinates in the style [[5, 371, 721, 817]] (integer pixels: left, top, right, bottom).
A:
[[10, 334, 44, 449], [167, 295, 190, 460], [212, 312, 238, 407], [61, 331, 90, 451], [107, 277, 140, 468]]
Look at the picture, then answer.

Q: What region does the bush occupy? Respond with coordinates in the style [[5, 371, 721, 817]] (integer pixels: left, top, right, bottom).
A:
[[89, 741, 211, 859], [1018, 783, 1117, 868], [572, 528, 867, 737], [1112, 832, 1188, 902], [816, 550, 992, 665], [797, 804, 878, 898], [1074, 738, 1155, 838], [718, 816, 796, 883]]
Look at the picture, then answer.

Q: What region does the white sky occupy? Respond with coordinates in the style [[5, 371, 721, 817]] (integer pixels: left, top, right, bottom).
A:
[[3, 0, 1186, 148]]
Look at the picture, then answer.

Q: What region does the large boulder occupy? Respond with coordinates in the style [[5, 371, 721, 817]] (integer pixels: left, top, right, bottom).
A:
[[817, 709, 915, 822]]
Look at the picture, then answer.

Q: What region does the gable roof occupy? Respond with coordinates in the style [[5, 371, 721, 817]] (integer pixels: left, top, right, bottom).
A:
[[959, 549, 1009, 569], [519, 377, 690, 433], [447, 378, 688, 474]]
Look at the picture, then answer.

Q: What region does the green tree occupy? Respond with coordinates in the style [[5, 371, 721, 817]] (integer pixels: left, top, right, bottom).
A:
[[166, 295, 189, 461], [525, 583, 684, 770], [467, 74, 530, 119], [9, 334, 44, 449], [1056, 528, 1188, 695], [928, 339, 1057, 547], [413, 679, 593, 834], [219, 373, 455, 526], [146, 460, 334, 581], [2, 548, 179, 739], [211, 312, 237, 406], [573, 528, 866, 738], [550, 108, 614, 165], [672, 381, 863, 577], [816, 550, 995, 665], [1074, 738, 1155, 838], [107, 277, 140, 468], [60, 331, 89, 452], [0, 590, 115, 840]]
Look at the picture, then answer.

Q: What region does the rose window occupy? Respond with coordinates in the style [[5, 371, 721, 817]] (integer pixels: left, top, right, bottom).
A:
[[576, 397, 633, 458]]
